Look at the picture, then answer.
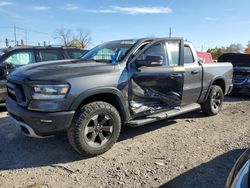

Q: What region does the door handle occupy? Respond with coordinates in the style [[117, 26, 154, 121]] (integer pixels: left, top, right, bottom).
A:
[[191, 70, 200, 74]]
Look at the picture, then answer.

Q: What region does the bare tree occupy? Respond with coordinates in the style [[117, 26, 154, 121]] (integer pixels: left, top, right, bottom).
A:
[[225, 43, 244, 53], [54, 27, 91, 48], [55, 28, 72, 46], [75, 28, 91, 48]]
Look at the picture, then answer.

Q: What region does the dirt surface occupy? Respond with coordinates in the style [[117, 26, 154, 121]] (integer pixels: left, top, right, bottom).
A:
[[0, 96, 249, 188]]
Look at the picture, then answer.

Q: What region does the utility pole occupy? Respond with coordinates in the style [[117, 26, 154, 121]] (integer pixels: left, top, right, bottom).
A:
[[14, 25, 17, 46], [5, 38, 9, 47], [169, 27, 172, 38]]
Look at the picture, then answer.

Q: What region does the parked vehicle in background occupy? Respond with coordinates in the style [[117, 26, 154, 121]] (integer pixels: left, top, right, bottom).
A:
[[6, 38, 233, 156], [226, 148, 250, 188], [218, 53, 250, 95], [196, 51, 213, 63], [0, 46, 88, 103]]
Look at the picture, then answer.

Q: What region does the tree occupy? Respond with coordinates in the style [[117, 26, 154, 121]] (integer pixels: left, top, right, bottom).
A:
[[245, 41, 250, 54], [54, 27, 91, 48], [207, 43, 244, 60], [67, 39, 82, 48], [225, 43, 243, 53], [207, 47, 223, 60], [55, 28, 72, 46], [74, 28, 91, 48]]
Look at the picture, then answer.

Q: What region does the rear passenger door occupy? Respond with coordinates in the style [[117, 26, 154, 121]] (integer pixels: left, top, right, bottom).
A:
[[37, 49, 64, 62], [181, 45, 202, 106]]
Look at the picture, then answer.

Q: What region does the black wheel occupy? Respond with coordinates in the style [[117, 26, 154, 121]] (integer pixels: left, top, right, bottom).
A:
[[67, 101, 121, 156], [201, 85, 224, 116]]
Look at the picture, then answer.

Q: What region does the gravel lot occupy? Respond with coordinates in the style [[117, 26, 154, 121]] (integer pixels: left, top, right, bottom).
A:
[[0, 96, 249, 188]]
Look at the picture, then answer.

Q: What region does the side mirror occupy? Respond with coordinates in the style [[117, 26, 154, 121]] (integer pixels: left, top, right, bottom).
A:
[[136, 55, 163, 67], [198, 58, 204, 65], [2, 61, 15, 70]]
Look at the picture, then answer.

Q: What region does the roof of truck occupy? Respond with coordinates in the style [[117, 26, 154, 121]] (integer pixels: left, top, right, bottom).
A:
[[2, 46, 86, 53]]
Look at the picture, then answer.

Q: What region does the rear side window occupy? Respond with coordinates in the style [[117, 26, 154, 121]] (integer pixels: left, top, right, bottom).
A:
[[67, 50, 85, 59], [4, 51, 35, 66], [184, 46, 194, 64], [166, 42, 180, 66], [39, 50, 64, 62]]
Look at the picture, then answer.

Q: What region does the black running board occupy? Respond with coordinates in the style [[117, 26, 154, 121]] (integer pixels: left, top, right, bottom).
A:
[[128, 103, 201, 127]]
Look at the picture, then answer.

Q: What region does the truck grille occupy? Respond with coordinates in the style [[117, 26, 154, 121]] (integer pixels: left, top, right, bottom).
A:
[[7, 81, 27, 106]]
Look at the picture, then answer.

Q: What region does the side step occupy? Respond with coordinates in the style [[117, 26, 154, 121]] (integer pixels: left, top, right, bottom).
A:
[[128, 103, 201, 127]]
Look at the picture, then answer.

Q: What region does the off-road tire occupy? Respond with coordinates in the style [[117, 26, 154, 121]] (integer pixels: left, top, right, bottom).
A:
[[67, 101, 121, 156], [201, 85, 224, 116]]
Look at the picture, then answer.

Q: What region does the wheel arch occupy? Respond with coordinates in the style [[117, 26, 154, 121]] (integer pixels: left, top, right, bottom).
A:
[[70, 87, 130, 123], [203, 77, 226, 102]]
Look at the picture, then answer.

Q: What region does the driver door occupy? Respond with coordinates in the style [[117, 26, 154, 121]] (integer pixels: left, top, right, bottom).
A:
[[128, 39, 185, 116]]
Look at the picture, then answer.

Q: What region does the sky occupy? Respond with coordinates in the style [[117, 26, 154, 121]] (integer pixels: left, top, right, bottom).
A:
[[0, 0, 250, 51]]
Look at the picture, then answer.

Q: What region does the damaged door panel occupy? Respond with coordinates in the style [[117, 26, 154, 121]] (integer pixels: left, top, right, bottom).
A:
[[128, 39, 185, 116]]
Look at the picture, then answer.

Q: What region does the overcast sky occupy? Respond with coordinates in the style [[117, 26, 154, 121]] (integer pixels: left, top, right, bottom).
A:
[[0, 0, 249, 50]]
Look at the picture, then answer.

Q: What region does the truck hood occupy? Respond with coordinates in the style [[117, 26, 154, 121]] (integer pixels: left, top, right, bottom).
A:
[[9, 59, 115, 81]]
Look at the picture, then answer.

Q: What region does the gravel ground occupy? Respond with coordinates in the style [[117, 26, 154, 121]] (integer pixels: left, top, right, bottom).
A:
[[0, 96, 249, 188]]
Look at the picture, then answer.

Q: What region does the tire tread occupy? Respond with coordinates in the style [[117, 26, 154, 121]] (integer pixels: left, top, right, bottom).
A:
[[67, 101, 121, 156]]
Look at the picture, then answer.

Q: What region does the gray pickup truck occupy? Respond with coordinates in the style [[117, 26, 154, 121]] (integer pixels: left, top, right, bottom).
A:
[[6, 38, 233, 156]]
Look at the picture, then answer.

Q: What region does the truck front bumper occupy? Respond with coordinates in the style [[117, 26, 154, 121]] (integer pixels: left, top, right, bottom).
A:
[[6, 98, 75, 137]]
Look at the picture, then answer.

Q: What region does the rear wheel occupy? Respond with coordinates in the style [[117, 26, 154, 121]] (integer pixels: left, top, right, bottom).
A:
[[201, 85, 224, 116], [67, 101, 121, 156]]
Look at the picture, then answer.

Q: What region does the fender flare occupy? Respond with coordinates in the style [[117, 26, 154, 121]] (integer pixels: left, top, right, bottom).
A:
[[70, 87, 130, 122], [203, 77, 226, 102]]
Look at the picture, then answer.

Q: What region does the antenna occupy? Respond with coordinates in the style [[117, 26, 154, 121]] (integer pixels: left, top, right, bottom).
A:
[[169, 27, 172, 38], [14, 25, 17, 46]]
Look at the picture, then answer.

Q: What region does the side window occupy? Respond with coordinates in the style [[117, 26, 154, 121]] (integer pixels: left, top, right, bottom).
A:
[[184, 46, 194, 64], [39, 50, 64, 62], [4, 51, 35, 66], [166, 42, 180, 66], [67, 50, 85, 59], [137, 43, 167, 65]]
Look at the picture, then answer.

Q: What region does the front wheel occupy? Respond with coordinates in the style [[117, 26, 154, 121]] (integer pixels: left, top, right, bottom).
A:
[[67, 102, 121, 156], [201, 85, 224, 116]]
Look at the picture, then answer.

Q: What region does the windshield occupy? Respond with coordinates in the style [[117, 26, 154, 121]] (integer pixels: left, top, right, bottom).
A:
[[81, 40, 137, 63]]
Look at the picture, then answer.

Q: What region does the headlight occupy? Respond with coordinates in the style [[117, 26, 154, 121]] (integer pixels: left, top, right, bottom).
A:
[[31, 84, 70, 99]]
